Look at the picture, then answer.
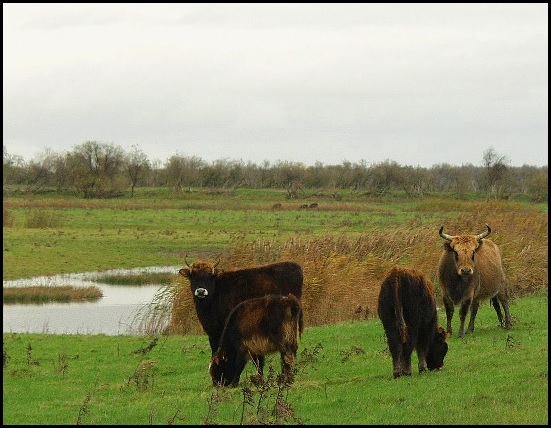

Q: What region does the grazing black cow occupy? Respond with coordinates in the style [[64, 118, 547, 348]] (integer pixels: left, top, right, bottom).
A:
[[378, 266, 449, 379], [178, 259, 303, 374], [438, 224, 512, 338], [209, 294, 303, 387]]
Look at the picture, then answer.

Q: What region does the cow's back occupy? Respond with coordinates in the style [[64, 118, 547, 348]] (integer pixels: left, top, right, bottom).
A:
[[473, 239, 508, 300], [222, 294, 302, 354], [378, 266, 437, 334], [218, 261, 303, 307]]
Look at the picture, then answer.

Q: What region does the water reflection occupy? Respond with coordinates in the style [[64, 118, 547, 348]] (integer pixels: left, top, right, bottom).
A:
[[3, 266, 180, 336]]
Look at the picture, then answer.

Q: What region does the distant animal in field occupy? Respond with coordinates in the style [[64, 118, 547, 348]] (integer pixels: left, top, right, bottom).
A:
[[178, 259, 303, 374], [209, 293, 303, 387], [437, 224, 512, 338], [378, 266, 449, 378]]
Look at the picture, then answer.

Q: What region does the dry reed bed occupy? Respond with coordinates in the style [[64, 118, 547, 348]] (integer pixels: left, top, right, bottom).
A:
[[2, 286, 103, 304]]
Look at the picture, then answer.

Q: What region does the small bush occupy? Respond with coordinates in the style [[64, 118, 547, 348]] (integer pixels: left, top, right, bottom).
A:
[[25, 210, 62, 228], [3, 207, 15, 227]]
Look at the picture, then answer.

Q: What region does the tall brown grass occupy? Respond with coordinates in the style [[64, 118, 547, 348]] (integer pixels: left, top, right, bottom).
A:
[[150, 201, 547, 335]]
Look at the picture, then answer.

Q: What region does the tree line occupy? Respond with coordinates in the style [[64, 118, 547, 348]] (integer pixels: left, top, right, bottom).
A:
[[3, 141, 548, 202]]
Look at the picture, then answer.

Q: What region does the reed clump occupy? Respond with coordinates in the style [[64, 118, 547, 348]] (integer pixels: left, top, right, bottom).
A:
[[3, 286, 103, 304]]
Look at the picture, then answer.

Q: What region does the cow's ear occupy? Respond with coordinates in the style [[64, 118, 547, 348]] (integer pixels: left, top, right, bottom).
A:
[[443, 242, 453, 251], [179, 268, 191, 278]]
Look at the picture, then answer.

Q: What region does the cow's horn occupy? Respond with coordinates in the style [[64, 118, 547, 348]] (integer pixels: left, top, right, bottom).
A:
[[439, 226, 453, 241], [477, 224, 491, 240], [212, 258, 220, 273], [184, 254, 191, 268]]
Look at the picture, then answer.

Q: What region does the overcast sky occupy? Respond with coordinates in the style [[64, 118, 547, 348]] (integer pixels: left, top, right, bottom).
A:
[[3, 3, 548, 168]]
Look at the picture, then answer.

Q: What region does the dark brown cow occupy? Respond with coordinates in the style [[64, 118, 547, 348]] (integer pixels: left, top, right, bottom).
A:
[[438, 224, 512, 338], [378, 266, 449, 379], [178, 259, 303, 373], [209, 294, 303, 387]]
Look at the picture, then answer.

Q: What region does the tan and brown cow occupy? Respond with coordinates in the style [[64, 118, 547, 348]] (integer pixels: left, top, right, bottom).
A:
[[437, 224, 512, 338], [209, 293, 303, 387]]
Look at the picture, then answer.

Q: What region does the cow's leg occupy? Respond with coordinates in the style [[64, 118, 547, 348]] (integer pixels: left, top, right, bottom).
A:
[[466, 300, 479, 334], [458, 299, 471, 338], [230, 353, 248, 387], [491, 297, 504, 326], [385, 330, 404, 378], [417, 350, 428, 373], [401, 342, 413, 376], [280, 350, 296, 384], [209, 336, 219, 356], [250, 354, 265, 377], [442, 296, 455, 336], [416, 328, 430, 373], [497, 293, 512, 330]]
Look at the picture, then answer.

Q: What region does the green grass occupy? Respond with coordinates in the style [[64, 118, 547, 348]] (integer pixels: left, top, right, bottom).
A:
[[4, 188, 546, 281], [3, 292, 547, 425]]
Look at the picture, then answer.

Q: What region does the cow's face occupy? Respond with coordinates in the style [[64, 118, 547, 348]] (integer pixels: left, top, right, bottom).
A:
[[444, 235, 483, 281], [427, 327, 449, 370], [440, 225, 491, 282], [179, 261, 219, 300], [209, 351, 233, 387]]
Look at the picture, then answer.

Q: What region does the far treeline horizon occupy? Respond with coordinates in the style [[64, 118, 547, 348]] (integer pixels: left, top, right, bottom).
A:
[[2, 142, 548, 202]]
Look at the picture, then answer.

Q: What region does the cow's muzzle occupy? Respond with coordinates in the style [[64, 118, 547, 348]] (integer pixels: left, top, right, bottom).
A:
[[459, 267, 474, 278], [194, 288, 209, 298]]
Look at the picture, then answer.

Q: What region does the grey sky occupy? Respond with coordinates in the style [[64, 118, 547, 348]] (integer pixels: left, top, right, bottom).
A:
[[3, 3, 548, 168]]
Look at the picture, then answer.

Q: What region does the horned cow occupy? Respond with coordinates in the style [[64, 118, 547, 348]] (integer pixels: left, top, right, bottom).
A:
[[437, 224, 512, 338], [178, 259, 303, 374], [209, 294, 304, 387], [378, 266, 449, 379]]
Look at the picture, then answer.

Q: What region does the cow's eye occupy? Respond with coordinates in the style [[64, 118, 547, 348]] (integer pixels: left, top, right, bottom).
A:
[[471, 251, 475, 260]]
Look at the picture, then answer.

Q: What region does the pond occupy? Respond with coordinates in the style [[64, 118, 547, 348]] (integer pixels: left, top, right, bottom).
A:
[[2, 266, 180, 336]]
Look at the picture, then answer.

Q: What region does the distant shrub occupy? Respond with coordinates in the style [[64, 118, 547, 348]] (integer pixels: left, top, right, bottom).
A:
[[3, 207, 14, 227], [25, 210, 62, 228]]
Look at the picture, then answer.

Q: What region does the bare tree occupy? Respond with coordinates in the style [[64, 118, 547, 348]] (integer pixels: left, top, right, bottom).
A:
[[482, 146, 509, 199], [66, 141, 127, 198], [165, 154, 206, 192], [125, 145, 151, 197], [3, 146, 26, 186]]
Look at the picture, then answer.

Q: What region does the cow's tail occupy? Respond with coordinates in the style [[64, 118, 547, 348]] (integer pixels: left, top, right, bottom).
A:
[[393, 274, 408, 343], [290, 297, 304, 338]]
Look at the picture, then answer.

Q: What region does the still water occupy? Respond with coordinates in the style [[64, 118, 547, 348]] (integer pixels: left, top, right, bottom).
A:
[[3, 266, 180, 336]]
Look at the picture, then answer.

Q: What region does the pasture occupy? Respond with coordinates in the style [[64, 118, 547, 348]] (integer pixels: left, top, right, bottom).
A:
[[2, 291, 547, 425], [3, 188, 548, 424]]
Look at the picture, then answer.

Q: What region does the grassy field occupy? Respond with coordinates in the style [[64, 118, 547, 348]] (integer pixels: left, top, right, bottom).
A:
[[3, 187, 548, 332], [2, 291, 547, 425], [3, 188, 548, 424], [3, 187, 547, 281]]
